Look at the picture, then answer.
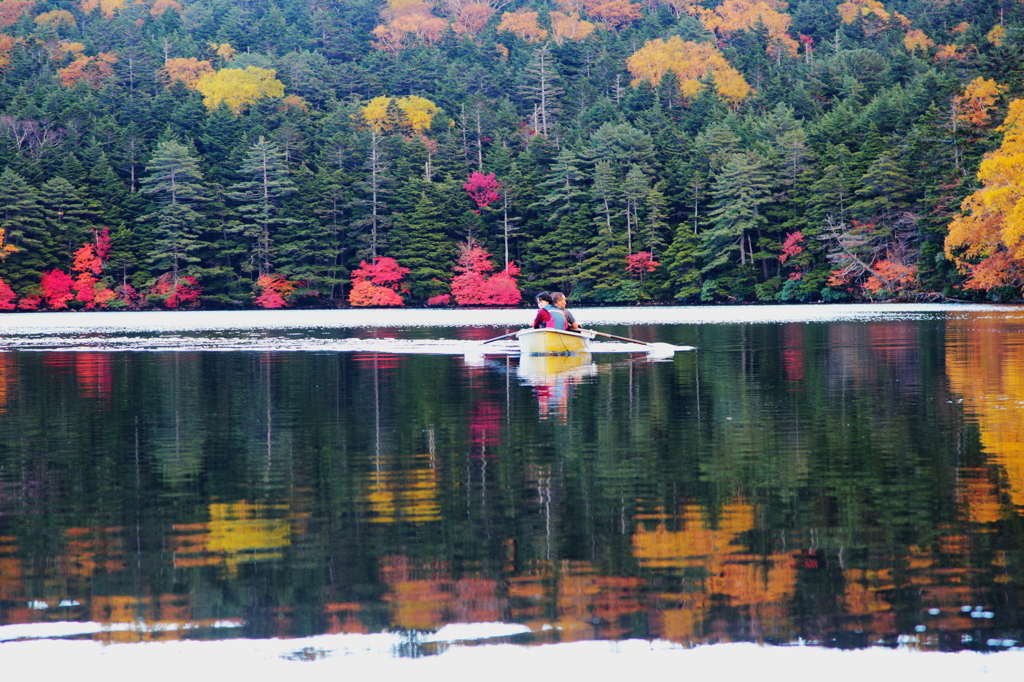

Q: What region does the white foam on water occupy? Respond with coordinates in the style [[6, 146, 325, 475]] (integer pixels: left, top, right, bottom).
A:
[[0, 632, 1020, 682], [0, 303, 1019, 335]]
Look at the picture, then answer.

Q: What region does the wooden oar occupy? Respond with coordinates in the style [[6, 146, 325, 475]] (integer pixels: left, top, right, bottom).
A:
[[478, 331, 521, 345], [582, 329, 688, 352]]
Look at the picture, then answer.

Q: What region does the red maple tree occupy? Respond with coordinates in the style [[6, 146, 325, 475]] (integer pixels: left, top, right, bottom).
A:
[[348, 257, 409, 307], [779, 231, 804, 263], [0, 276, 15, 310], [41, 269, 75, 309], [149, 273, 202, 308], [255, 273, 298, 308], [451, 243, 522, 305], [625, 251, 661, 276], [463, 171, 500, 213]]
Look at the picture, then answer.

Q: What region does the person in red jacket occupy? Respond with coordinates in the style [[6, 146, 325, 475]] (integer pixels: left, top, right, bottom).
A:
[[532, 293, 567, 330]]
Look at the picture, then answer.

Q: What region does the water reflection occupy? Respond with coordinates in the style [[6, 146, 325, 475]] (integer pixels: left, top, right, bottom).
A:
[[0, 314, 1022, 653]]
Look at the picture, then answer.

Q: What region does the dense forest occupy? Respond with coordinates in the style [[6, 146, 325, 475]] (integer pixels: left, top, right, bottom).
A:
[[0, 0, 1023, 309]]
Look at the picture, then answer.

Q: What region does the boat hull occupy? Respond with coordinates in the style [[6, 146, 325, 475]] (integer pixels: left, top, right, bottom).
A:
[[516, 328, 593, 355]]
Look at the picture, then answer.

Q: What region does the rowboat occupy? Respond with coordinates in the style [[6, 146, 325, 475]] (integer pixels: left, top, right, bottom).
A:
[[516, 328, 595, 355]]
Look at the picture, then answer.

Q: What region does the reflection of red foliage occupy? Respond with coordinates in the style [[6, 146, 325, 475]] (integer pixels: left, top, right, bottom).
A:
[[349, 257, 409, 307], [75, 353, 112, 400], [0, 276, 15, 310], [41, 269, 75, 309], [781, 324, 803, 383], [352, 352, 400, 371], [455, 327, 509, 340], [469, 399, 502, 450], [451, 244, 522, 305]]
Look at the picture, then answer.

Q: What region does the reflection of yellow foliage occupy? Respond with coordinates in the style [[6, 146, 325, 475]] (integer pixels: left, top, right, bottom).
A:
[[959, 471, 1002, 525], [64, 526, 125, 578], [365, 454, 440, 523], [632, 499, 797, 643], [171, 501, 291, 577], [946, 317, 1024, 508], [195, 66, 285, 113]]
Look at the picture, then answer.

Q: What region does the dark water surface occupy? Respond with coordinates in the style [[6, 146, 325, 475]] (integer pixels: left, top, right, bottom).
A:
[[1, 312, 1023, 653]]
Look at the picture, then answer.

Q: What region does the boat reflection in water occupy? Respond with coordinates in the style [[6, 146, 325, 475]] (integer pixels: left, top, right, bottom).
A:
[[517, 352, 597, 421]]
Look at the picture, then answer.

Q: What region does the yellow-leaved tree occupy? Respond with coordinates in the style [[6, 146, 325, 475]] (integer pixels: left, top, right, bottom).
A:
[[496, 8, 547, 43], [360, 95, 441, 133], [626, 36, 751, 105], [195, 66, 284, 113], [946, 99, 1024, 291]]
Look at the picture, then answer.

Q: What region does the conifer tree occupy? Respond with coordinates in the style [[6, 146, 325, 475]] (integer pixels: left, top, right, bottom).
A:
[[0, 168, 48, 291], [389, 191, 457, 303], [227, 135, 299, 277], [39, 176, 100, 264], [700, 151, 773, 273]]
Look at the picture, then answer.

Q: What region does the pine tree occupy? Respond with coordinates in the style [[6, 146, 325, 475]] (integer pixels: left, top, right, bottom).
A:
[[519, 43, 564, 139], [227, 136, 299, 277], [389, 191, 457, 303], [39, 176, 99, 265], [700, 151, 773, 273], [0, 168, 49, 291], [139, 140, 209, 286]]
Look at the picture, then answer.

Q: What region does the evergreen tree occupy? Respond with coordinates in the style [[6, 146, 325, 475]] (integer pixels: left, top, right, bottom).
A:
[[389, 190, 457, 303], [0, 168, 48, 291], [700, 151, 773, 275], [227, 136, 300, 277], [39, 176, 100, 264]]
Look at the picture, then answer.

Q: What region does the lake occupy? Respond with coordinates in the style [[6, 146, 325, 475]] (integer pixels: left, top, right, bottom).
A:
[[1, 304, 1023, 679]]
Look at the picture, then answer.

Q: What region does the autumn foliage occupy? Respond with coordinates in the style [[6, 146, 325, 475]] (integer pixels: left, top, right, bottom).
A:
[[946, 99, 1024, 292], [361, 95, 440, 133], [696, 0, 800, 58], [625, 251, 660, 276], [161, 57, 215, 89], [195, 66, 285, 113], [148, 273, 202, 308], [779, 231, 804, 264], [0, 276, 15, 310], [255, 273, 299, 308], [463, 171, 500, 212], [953, 77, 1006, 128], [496, 8, 547, 43], [372, 1, 449, 52], [626, 36, 751, 105], [349, 257, 409, 306], [0, 0, 33, 30], [58, 52, 117, 88], [450, 244, 522, 305]]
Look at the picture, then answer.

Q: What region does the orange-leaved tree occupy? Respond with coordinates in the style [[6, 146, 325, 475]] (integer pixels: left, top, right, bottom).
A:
[[57, 52, 117, 88], [496, 8, 547, 43], [626, 36, 751, 105], [953, 77, 1006, 128], [550, 11, 595, 44], [372, 1, 449, 53], [584, 0, 643, 32], [0, 0, 33, 29], [254, 273, 299, 308], [195, 66, 284, 113], [348, 257, 409, 306], [79, 0, 128, 20], [696, 0, 800, 58], [161, 57, 214, 89], [945, 99, 1024, 292]]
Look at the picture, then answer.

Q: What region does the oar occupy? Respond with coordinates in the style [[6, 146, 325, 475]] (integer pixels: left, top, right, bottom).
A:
[[582, 329, 690, 353], [478, 331, 521, 345]]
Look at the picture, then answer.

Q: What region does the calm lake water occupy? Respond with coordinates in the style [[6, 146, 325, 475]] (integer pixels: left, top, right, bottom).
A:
[[1, 305, 1023, 661]]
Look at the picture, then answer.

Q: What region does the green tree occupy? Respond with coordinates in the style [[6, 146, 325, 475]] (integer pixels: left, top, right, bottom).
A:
[[227, 136, 299, 277], [700, 151, 773, 275]]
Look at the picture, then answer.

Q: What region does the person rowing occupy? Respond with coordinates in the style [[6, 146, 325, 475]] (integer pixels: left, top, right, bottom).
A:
[[551, 291, 579, 332], [532, 292, 568, 330]]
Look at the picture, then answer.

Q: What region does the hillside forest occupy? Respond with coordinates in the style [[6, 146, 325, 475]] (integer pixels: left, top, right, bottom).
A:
[[1, 0, 1024, 310]]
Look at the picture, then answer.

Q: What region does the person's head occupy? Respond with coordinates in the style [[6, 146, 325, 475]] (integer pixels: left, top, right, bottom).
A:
[[551, 292, 567, 308], [535, 292, 553, 308]]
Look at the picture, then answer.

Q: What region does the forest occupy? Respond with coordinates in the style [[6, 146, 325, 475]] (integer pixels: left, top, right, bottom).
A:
[[1, 0, 1024, 309]]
